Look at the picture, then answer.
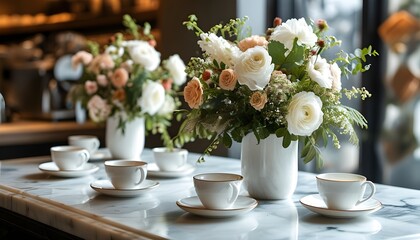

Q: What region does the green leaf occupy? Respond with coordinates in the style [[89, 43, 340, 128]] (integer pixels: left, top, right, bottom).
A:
[[269, 40, 305, 77], [303, 146, 316, 164], [256, 127, 270, 140], [316, 153, 323, 169], [282, 135, 292, 148], [343, 106, 368, 129], [301, 141, 311, 158], [321, 128, 328, 147], [275, 128, 288, 137], [222, 133, 233, 148], [268, 41, 288, 65]]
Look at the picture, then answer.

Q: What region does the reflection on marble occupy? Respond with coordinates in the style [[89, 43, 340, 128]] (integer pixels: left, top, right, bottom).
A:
[[1, 150, 420, 239]]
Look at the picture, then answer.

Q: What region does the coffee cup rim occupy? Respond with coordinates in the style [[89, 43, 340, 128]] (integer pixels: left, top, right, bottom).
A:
[[316, 172, 367, 182], [68, 135, 98, 140], [193, 173, 243, 182], [104, 160, 147, 167], [51, 146, 87, 152], [152, 147, 188, 153]]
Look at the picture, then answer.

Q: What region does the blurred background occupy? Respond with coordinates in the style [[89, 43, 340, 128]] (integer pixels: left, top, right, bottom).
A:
[[0, 0, 418, 189]]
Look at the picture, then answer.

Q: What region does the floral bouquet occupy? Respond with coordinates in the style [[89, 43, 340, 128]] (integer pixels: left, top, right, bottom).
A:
[[72, 15, 186, 148], [176, 15, 378, 166]]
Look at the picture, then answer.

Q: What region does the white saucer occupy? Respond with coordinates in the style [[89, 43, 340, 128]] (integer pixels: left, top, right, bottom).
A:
[[89, 148, 112, 161], [300, 194, 382, 218], [176, 196, 258, 218], [90, 179, 159, 197], [147, 163, 195, 178], [38, 162, 99, 178]]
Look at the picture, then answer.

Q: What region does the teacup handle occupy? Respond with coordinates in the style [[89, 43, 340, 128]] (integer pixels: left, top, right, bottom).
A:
[[135, 167, 146, 186], [92, 139, 100, 150], [77, 150, 90, 168], [228, 182, 240, 205], [356, 181, 376, 205], [180, 151, 188, 166]]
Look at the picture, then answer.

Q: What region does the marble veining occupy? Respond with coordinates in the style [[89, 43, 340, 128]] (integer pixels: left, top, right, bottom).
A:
[[0, 150, 420, 239]]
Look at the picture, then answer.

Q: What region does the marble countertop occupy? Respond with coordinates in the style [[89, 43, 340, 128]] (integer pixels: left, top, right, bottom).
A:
[[1, 149, 420, 239]]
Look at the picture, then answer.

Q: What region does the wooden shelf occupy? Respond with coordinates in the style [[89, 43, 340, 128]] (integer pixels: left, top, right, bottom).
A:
[[0, 9, 158, 42], [0, 121, 105, 146]]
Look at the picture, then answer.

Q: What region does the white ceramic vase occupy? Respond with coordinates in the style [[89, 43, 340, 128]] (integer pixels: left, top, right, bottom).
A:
[[106, 113, 145, 159], [241, 133, 298, 200]]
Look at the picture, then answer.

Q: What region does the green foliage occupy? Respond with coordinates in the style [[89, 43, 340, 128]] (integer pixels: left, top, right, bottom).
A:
[[183, 14, 250, 42]]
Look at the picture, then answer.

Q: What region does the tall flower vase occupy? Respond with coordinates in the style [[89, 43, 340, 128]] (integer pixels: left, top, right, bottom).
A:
[[106, 114, 145, 159], [241, 133, 298, 200]]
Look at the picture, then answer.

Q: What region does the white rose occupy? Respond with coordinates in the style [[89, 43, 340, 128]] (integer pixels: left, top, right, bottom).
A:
[[330, 62, 342, 91], [198, 33, 240, 68], [105, 45, 124, 60], [234, 46, 274, 91], [158, 95, 176, 115], [286, 91, 323, 136], [138, 80, 165, 115], [165, 54, 187, 85], [124, 40, 161, 71], [307, 55, 332, 88], [270, 18, 317, 51], [87, 95, 111, 122]]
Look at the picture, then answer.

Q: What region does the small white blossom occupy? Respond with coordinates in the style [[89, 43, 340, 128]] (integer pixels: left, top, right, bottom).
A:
[[198, 33, 240, 68], [124, 40, 161, 71], [138, 80, 165, 115], [158, 95, 176, 115], [307, 55, 333, 88], [270, 18, 317, 51], [330, 62, 342, 91], [165, 54, 187, 85], [105, 45, 124, 60]]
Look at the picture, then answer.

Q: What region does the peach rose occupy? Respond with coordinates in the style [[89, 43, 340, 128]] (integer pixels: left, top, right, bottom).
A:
[[84, 80, 98, 95], [99, 53, 115, 70], [111, 68, 129, 88], [72, 51, 93, 69], [87, 54, 115, 74], [96, 74, 108, 87], [238, 35, 268, 52], [184, 77, 203, 109], [250, 91, 268, 111], [219, 69, 237, 90]]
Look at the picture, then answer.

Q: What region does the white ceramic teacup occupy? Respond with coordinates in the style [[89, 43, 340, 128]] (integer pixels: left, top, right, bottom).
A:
[[51, 146, 90, 171], [68, 135, 100, 155], [104, 160, 147, 189], [316, 173, 376, 210], [153, 147, 188, 171], [193, 173, 243, 209]]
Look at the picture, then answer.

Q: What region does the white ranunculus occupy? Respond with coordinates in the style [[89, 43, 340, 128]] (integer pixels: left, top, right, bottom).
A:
[[234, 46, 274, 91], [307, 55, 332, 89], [158, 95, 176, 115], [165, 54, 187, 85], [138, 80, 165, 115], [286, 91, 323, 136], [105, 45, 124, 60], [330, 62, 342, 91], [198, 33, 240, 68], [270, 18, 317, 51], [124, 40, 161, 71]]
